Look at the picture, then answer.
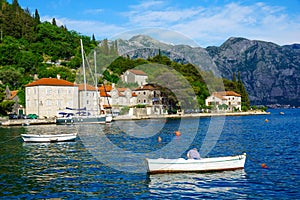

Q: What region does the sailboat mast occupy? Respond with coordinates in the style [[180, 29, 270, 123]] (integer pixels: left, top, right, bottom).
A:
[[94, 50, 100, 114], [80, 39, 87, 92]]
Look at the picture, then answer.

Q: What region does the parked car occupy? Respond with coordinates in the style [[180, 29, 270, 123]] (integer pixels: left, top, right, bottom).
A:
[[8, 114, 18, 119], [18, 114, 27, 119], [27, 114, 38, 119]]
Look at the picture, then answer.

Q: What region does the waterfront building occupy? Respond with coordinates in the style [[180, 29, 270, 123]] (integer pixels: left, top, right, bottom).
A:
[[205, 91, 242, 111], [25, 76, 78, 118]]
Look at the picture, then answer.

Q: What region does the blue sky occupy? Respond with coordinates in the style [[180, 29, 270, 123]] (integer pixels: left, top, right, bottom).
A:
[[13, 0, 300, 47]]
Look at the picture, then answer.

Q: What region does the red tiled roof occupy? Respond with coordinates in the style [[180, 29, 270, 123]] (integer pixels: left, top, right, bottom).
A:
[[134, 84, 158, 91], [103, 105, 112, 109], [117, 88, 127, 92], [77, 84, 97, 91], [10, 90, 18, 100], [132, 92, 137, 97], [129, 69, 147, 76], [100, 91, 111, 97], [25, 78, 76, 87], [98, 85, 112, 92], [212, 91, 241, 98]]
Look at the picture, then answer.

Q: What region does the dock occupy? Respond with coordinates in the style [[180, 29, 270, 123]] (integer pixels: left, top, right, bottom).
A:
[[1, 119, 55, 126]]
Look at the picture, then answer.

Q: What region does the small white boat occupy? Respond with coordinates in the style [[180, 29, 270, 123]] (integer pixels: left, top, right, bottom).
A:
[[21, 133, 78, 143], [146, 153, 246, 174]]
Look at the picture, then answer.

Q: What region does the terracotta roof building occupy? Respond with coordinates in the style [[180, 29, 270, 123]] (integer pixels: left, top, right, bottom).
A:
[[25, 77, 78, 118], [205, 91, 242, 111], [121, 69, 148, 86]]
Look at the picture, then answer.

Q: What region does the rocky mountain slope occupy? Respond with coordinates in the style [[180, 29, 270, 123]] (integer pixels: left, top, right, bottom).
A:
[[115, 35, 300, 107]]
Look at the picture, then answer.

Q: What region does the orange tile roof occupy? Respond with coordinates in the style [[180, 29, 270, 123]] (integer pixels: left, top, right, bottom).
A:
[[129, 69, 147, 76], [10, 90, 18, 100], [132, 92, 137, 97], [77, 84, 97, 91], [103, 105, 112, 109], [100, 91, 111, 97], [98, 85, 112, 92], [134, 84, 157, 91], [212, 91, 241, 98], [25, 78, 76, 87], [117, 88, 127, 92]]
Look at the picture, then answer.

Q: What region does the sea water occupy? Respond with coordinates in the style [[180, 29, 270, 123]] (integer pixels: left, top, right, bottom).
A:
[[0, 109, 299, 199]]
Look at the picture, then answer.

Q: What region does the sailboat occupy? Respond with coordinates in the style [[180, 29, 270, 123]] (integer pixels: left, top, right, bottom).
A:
[[56, 39, 111, 125]]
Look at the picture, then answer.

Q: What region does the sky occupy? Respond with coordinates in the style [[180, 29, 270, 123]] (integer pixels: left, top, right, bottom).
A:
[[12, 0, 300, 47]]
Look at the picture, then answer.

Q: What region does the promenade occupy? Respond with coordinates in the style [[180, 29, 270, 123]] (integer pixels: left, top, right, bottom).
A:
[[0, 110, 269, 126]]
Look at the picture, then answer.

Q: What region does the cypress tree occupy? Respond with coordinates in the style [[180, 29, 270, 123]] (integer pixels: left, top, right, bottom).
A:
[[34, 9, 40, 24], [237, 71, 250, 110], [52, 18, 57, 26]]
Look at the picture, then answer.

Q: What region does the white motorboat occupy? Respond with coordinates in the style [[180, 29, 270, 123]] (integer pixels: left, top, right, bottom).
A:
[[146, 153, 246, 174], [21, 133, 78, 143]]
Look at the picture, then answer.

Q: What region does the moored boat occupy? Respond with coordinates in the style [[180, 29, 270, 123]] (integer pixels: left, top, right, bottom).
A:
[[146, 153, 246, 174], [21, 133, 78, 143]]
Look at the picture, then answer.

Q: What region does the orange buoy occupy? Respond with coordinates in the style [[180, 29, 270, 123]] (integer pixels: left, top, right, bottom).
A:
[[175, 131, 181, 136], [261, 163, 268, 168], [158, 136, 162, 142], [265, 119, 269, 123]]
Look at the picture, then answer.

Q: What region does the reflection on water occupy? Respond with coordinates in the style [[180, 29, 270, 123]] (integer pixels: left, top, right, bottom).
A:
[[0, 109, 299, 199], [148, 170, 248, 198], [23, 124, 78, 135]]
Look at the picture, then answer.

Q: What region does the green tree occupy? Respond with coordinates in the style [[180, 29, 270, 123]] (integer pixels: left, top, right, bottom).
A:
[[237, 71, 250, 110], [0, 87, 15, 115], [34, 9, 40, 24], [52, 18, 57, 26]]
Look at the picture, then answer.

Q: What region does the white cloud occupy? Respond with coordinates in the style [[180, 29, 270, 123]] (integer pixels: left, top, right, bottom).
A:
[[83, 9, 104, 15], [123, 1, 300, 46], [41, 1, 300, 47], [41, 16, 124, 39]]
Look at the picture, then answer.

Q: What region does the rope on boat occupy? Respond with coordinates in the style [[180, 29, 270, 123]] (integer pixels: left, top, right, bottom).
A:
[[0, 135, 20, 144]]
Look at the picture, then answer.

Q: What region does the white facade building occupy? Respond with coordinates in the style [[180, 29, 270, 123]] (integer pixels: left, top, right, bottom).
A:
[[25, 77, 78, 118], [121, 69, 148, 86], [77, 84, 100, 116], [205, 91, 242, 111]]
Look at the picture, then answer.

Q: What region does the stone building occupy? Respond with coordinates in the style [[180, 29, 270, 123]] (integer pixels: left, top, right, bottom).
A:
[[205, 91, 241, 111], [121, 69, 148, 86], [25, 77, 78, 118]]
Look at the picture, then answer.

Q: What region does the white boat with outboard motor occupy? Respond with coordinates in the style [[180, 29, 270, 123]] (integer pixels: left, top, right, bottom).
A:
[[146, 153, 246, 174]]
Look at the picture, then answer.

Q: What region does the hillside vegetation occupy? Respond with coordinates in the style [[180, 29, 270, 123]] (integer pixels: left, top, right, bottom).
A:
[[0, 0, 250, 115]]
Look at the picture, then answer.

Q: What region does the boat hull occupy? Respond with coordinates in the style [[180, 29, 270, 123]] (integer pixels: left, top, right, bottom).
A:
[[56, 115, 106, 125], [21, 133, 77, 143], [146, 153, 246, 174]]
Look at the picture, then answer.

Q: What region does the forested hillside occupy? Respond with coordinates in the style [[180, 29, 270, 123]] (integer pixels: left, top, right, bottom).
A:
[[0, 0, 250, 115]]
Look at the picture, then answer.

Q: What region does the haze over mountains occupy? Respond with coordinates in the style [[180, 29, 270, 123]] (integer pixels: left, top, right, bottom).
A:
[[115, 35, 300, 107]]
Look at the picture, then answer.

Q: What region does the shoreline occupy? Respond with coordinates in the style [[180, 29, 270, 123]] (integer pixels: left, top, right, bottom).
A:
[[0, 111, 270, 126], [113, 110, 270, 121]]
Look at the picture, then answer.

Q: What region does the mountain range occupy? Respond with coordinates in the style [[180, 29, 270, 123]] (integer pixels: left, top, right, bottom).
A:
[[115, 35, 300, 107]]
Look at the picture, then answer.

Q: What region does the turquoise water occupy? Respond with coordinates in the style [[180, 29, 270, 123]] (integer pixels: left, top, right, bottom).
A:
[[0, 109, 299, 199]]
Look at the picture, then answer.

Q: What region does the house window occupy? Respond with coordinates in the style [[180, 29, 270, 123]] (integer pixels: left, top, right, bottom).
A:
[[46, 88, 52, 94], [57, 100, 62, 106], [46, 100, 52, 106], [144, 99, 146, 103], [143, 92, 146, 95]]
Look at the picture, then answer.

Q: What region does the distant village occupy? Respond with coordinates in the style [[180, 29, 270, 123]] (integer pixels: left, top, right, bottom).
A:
[[6, 69, 242, 119]]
